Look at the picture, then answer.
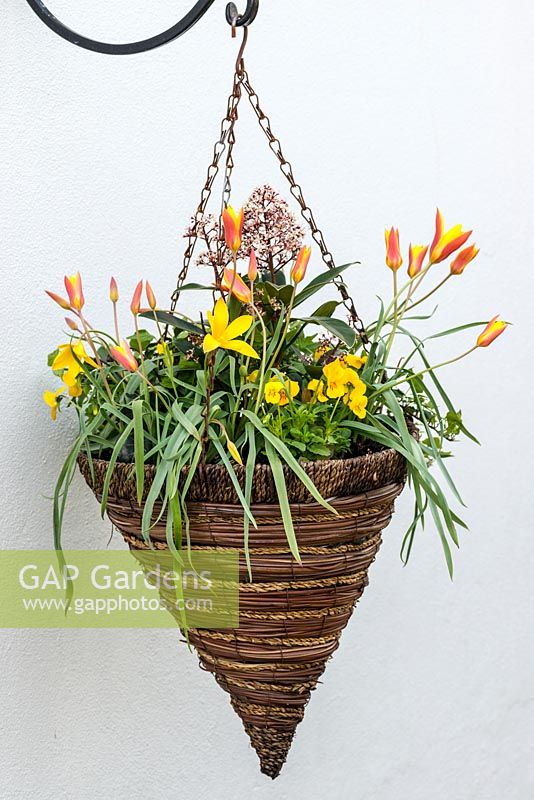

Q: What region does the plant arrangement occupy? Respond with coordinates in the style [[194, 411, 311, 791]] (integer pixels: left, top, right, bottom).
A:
[[43, 187, 508, 778], [45, 190, 507, 577]]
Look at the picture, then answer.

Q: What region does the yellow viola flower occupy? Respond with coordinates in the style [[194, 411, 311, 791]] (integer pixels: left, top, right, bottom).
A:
[[348, 389, 368, 420], [52, 342, 97, 387], [322, 358, 360, 399], [343, 353, 368, 370], [43, 387, 65, 421], [203, 298, 259, 359], [264, 378, 299, 407], [248, 370, 259, 383], [156, 341, 170, 356], [307, 379, 328, 403]]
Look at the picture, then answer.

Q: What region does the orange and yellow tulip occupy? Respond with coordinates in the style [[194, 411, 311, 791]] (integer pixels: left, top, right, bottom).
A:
[[476, 316, 507, 348], [110, 340, 139, 372], [408, 244, 429, 278], [290, 245, 312, 284], [64, 273, 85, 311], [109, 277, 119, 303], [248, 249, 258, 282], [146, 281, 157, 310], [450, 244, 479, 276], [46, 290, 71, 310], [429, 209, 472, 264], [385, 228, 403, 271], [130, 280, 143, 315], [222, 206, 244, 252], [222, 268, 252, 304]]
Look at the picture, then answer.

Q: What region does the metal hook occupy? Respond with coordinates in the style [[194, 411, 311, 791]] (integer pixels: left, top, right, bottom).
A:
[[225, 1, 260, 30], [25, 0, 259, 56]]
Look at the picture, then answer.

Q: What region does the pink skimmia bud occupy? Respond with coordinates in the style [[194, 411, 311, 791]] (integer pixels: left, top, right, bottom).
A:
[[429, 209, 472, 264], [110, 339, 139, 372], [407, 244, 429, 278], [63, 273, 85, 311], [130, 280, 144, 315], [248, 249, 258, 282], [146, 281, 157, 310], [450, 244, 480, 276], [65, 317, 80, 332], [222, 206, 244, 252], [222, 267, 252, 304], [46, 290, 71, 310], [290, 245, 312, 284], [109, 277, 119, 303], [476, 316, 508, 348], [385, 228, 403, 271]]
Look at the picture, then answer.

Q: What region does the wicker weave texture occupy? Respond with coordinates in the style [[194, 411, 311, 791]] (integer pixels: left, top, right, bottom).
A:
[[79, 450, 406, 778]]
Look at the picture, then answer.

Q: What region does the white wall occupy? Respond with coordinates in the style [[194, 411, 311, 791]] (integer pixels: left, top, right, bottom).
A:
[[1, 1, 533, 798]]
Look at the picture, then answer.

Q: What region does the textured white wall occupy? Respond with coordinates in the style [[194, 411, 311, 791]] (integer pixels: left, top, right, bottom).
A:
[[1, 1, 533, 798]]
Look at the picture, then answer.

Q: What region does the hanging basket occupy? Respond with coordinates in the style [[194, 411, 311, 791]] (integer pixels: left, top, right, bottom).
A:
[[78, 446, 407, 778]]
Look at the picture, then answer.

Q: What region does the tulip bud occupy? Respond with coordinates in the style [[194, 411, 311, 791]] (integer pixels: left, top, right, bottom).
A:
[[46, 290, 71, 310], [476, 316, 508, 348], [407, 244, 429, 278], [222, 268, 252, 304], [130, 280, 143, 316], [385, 228, 403, 271], [248, 249, 258, 282], [290, 245, 312, 284], [222, 206, 244, 252], [109, 277, 119, 303], [110, 339, 139, 372], [450, 244, 480, 276], [65, 317, 80, 332], [146, 281, 157, 310], [63, 273, 85, 311], [430, 208, 472, 264]]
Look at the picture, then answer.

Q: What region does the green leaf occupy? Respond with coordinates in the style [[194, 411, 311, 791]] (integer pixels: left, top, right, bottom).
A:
[[293, 262, 355, 308], [297, 316, 356, 347], [265, 441, 301, 564], [243, 424, 257, 582], [242, 410, 337, 515], [100, 420, 135, 516], [140, 310, 203, 336], [312, 300, 339, 318], [132, 399, 145, 506], [210, 432, 256, 527]]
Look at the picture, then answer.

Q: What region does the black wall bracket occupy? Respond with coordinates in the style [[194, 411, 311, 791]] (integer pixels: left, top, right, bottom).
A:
[[25, 0, 259, 55]]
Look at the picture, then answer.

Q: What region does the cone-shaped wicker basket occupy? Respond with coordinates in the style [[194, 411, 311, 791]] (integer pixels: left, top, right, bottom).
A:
[[79, 445, 406, 778]]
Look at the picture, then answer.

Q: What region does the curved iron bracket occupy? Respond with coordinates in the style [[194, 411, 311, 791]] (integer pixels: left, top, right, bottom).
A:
[[25, 0, 259, 55]]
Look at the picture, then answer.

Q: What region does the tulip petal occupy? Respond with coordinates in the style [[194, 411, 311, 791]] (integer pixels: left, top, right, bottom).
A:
[[224, 315, 253, 341], [223, 340, 260, 359]]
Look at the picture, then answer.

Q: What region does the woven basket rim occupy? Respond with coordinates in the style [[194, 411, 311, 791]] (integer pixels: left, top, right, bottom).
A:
[[78, 441, 408, 506]]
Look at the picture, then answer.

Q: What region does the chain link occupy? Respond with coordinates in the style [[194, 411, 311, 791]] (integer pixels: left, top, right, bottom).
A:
[[171, 31, 368, 343]]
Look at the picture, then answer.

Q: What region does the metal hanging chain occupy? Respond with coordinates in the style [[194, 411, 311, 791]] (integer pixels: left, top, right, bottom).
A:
[[238, 68, 367, 342], [172, 28, 368, 343], [170, 74, 243, 311]]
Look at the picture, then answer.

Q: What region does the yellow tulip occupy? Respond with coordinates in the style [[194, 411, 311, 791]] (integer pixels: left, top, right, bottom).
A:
[[43, 387, 65, 421], [226, 439, 243, 465], [203, 298, 259, 359]]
